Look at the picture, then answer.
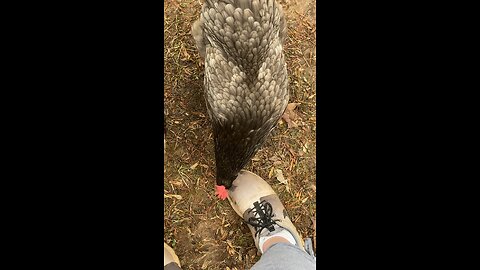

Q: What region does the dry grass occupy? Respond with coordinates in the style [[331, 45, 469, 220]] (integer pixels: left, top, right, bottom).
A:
[[164, 0, 316, 268]]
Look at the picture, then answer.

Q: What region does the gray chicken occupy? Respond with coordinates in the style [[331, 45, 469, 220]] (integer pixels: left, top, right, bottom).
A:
[[192, 0, 288, 199]]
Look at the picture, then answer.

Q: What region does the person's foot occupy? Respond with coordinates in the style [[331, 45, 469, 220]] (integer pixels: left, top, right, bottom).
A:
[[164, 242, 182, 269], [227, 170, 305, 253]]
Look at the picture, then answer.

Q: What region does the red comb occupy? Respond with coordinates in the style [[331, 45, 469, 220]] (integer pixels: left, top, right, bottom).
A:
[[215, 185, 228, 200]]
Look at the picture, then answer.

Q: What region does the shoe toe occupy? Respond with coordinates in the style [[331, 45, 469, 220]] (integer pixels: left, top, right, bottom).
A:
[[227, 170, 277, 217], [164, 242, 181, 267]]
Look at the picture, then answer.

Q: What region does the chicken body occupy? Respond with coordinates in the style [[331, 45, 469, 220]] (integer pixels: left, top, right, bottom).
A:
[[192, 0, 288, 196]]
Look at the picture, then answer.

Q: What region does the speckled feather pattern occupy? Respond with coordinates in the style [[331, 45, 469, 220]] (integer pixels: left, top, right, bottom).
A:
[[192, 0, 288, 188]]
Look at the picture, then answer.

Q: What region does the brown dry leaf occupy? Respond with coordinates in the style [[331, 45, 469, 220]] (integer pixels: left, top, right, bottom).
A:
[[281, 102, 301, 128], [268, 167, 275, 178], [169, 180, 183, 187], [275, 169, 288, 185], [190, 162, 199, 170], [191, 111, 206, 118], [287, 147, 296, 157], [303, 143, 308, 153], [226, 240, 235, 256], [164, 194, 182, 200], [180, 44, 190, 61], [220, 227, 227, 240], [286, 102, 301, 114], [269, 155, 280, 162], [201, 260, 210, 269]]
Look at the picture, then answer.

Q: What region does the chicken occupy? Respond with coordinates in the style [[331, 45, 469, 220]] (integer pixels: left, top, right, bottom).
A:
[[192, 0, 289, 199]]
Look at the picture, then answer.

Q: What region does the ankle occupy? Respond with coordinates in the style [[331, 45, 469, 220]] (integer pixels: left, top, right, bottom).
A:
[[261, 236, 291, 252], [259, 229, 297, 253]]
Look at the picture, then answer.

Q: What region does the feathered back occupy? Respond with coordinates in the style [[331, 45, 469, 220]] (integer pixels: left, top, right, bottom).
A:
[[192, 0, 288, 188]]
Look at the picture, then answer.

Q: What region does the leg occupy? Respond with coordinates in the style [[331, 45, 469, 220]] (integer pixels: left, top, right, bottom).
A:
[[251, 242, 315, 269]]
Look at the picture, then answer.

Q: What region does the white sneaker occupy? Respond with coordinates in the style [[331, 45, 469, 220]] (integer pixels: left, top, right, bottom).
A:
[[227, 170, 305, 253]]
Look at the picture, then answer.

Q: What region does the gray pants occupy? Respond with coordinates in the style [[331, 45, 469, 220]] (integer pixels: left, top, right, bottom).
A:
[[251, 243, 316, 270], [165, 243, 316, 269]]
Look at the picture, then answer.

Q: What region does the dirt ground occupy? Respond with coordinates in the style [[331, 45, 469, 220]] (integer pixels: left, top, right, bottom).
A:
[[164, 0, 316, 269]]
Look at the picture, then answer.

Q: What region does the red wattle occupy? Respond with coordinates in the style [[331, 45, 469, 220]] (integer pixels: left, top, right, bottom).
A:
[[215, 185, 228, 200]]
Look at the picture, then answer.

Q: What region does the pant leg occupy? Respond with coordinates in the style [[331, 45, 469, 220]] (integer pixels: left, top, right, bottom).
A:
[[251, 243, 316, 270]]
